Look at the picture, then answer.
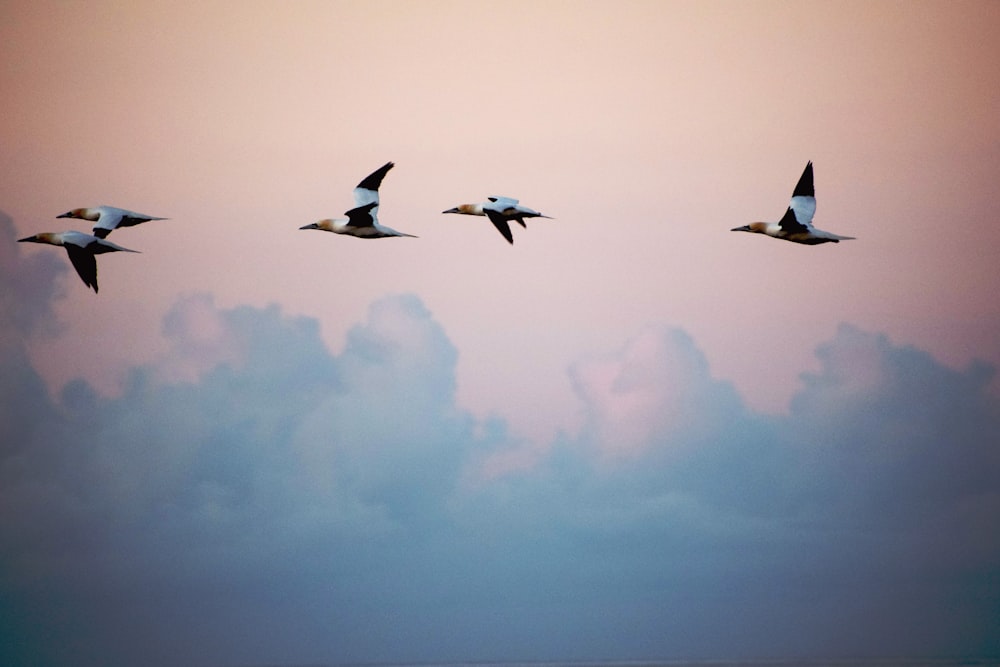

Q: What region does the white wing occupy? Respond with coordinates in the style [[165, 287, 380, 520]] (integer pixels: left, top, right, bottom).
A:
[[790, 194, 816, 227], [351, 162, 394, 220], [484, 196, 520, 215], [92, 207, 125, 235]]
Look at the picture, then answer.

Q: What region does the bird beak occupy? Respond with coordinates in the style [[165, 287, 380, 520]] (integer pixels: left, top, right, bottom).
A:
[[56, 212, 71, 218], [17, 235, 39, 243], [442, 207, 459, 214], [299, 223, 317, 230], [731, 225, 751, 232]]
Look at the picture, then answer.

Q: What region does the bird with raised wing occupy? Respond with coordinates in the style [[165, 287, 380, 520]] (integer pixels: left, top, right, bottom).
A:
[[57, 206, 167, 239], [18, 231, 139, 293], [731, 162, 854, 245], [443, 196, 551, 244], [299, 161, 416, 239]]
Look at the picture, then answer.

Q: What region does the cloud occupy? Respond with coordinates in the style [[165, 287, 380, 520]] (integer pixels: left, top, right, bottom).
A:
[[0, 284, 997, 666], [155, 292, 247, 383], [290, 294, 471, 519], [568, 325, 745, 462], [0, 211, 67, 456], [0, 210, 66, 340]]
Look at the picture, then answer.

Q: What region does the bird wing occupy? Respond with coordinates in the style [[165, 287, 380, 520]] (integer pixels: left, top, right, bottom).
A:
[[484, 209, 514, 244], [87, 237, 140, 255], [344, 202, 379, 229], [778, 162, 816, 233], [64, 244, 99, 292], [352, 162, 394, 208], [484, 197, 518, 216], [91, 208, 125, 239]]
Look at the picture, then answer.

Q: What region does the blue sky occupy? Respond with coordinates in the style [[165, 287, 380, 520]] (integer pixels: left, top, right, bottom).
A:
[[2, 213, 998, 666]]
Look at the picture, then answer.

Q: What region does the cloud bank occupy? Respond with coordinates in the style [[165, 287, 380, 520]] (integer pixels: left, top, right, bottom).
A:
[[2, 215, 998, 666]]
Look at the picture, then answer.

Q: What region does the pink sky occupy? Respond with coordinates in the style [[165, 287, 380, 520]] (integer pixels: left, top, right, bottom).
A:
[[2, 0, 999, 442]]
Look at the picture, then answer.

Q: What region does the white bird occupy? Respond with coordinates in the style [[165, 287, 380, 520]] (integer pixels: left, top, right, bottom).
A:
[[299, 161, 416, 239], [57, 206, 167, 239], [443, 196, 552, 244], [731, 161, 854, 245], [18, 231, 139, 293]]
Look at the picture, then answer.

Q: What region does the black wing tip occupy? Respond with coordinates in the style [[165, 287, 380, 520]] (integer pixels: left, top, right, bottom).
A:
[[792, 161, 814, 198], [356, 161, 395, 191]]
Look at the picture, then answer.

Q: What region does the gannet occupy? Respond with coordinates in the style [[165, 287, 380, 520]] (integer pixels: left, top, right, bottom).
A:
[[18, 231, 139, 293], [57, 206, 167, 239], [299, 161, 416, 239], [442, 196, 552, 244], [731, 161, 854, 244]]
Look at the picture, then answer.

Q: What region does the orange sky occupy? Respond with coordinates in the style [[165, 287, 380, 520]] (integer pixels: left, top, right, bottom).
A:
[[3, 0, 1000, 441]]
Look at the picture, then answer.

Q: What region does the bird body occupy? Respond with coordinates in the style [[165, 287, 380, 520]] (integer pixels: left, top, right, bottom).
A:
[[731, 162, 854, 244], [58, 206, 167, 239], [300, 161, 416, 239], [18, 231, 139, 293], [443, 196, 551, 244]]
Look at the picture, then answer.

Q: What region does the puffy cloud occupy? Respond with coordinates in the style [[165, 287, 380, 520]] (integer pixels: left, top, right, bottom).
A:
[[788, 325, 1000, 530], [569, 325, 745, 462], [0, 279, 997, 665], [0, 211, 66, 455], [0, 210, 65, 340], [0, 289, 498, 665], [290, 293, 472, 523], [155, 292, 247, 383]]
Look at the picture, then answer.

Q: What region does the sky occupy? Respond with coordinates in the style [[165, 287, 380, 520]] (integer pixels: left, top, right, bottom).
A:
[[1, 1, 999, 665]]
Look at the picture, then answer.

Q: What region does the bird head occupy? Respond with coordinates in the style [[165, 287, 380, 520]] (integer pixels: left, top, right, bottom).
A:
[[442, 204, 480, 216], [731, 223, 766, 234], [18, 232, 57, 244], [57, 208, 91, 220], [300, 219, 335, 232]]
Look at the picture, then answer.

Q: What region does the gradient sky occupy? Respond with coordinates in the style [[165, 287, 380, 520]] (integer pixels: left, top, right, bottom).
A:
[[2, 2, 999, 666]]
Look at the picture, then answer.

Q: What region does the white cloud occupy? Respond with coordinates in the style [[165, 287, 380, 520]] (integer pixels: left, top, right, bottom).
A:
[[568, 325, 745, 462], [155, 292, 246, 383], [1, 283, 998, 666]]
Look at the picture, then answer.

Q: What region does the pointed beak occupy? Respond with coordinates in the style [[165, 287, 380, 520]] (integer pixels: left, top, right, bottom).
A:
[[442, 207, 459, 214], [299, 223, 317, 230], [17, 235, 38, 243], [731, 225, 751, 232], [56, 212, 71, 218]]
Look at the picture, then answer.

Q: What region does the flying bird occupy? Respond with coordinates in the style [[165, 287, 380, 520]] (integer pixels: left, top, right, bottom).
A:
[[443, 196, 552, 244], [299, 161, 416, 239], [57, 206, 167, 239], [731, 161, 854, 244], [18, 231, 139, 293]]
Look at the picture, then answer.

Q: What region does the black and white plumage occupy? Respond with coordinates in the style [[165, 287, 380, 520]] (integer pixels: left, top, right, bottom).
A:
[[442, 196, 552, 244], [18, 231, 139, 293], [299, 161, 416, 239], [731, 162, 854, 245], [57, 206, 167, 239]]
